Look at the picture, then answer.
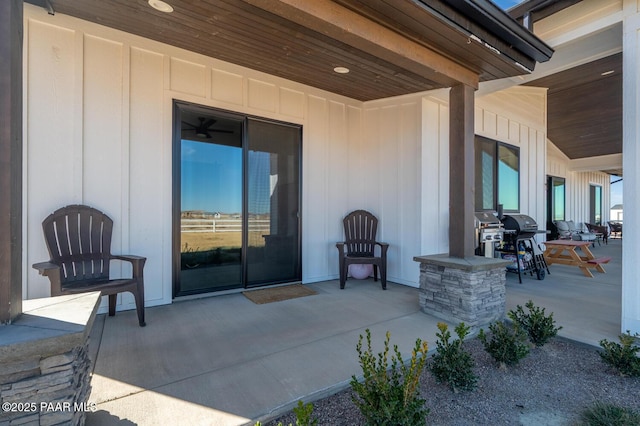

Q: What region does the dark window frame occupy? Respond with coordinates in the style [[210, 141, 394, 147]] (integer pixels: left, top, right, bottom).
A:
[[474, 135, 520, 213], [590, 184, 603, 225], [546, 175, 566, 240], [172, 100, 303, 297]]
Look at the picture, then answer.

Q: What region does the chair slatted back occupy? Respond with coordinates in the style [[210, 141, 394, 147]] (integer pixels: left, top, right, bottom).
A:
[[343, 210, 378, 256], [608, 221, 622, 233], [42, 205, 113, 284]]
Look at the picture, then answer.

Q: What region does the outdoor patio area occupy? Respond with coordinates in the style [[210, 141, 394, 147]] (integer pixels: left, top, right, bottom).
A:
[[85, 239, 622, 426]]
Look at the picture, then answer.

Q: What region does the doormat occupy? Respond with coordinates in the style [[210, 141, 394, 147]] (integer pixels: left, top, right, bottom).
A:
[[243, 284, 317, 305]]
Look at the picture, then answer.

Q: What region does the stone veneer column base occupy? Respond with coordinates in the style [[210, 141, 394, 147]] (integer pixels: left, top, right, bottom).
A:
[[414, 254, 511, 331], [0, 292, 101, 426]]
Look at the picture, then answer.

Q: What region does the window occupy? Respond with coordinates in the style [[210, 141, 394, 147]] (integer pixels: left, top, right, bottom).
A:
[[590, 184, 602, 225], [475, 136, 520, 212], [547, 176, 566, 222], [546, 176, 565, 240]]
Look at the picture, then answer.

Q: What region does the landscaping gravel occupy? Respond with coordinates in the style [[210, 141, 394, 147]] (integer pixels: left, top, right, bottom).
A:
[[267, 337, 640, 425]]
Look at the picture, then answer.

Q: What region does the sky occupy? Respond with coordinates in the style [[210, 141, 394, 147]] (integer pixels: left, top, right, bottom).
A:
[[491, 0, 524, 10], [181, 140, 273, 214], [610, 175, 623, 207], [181, 140, 243, 214]]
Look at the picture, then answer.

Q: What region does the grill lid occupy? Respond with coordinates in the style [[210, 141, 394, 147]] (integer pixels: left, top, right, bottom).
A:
[[475, 211, 501, 226], [502, 214, 538, 233]]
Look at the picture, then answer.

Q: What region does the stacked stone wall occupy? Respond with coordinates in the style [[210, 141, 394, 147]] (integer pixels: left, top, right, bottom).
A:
[[0, 342, 93, 426], [416, 257, 508, 330], [0, 293, 100, 426]]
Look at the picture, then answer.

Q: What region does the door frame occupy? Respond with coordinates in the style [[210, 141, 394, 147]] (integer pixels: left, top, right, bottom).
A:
[[172, 101, 303, 297], [546, 175, 566, 240]]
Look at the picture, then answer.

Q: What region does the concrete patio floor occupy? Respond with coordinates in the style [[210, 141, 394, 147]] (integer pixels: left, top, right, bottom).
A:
[[85, 238, 622, 426]]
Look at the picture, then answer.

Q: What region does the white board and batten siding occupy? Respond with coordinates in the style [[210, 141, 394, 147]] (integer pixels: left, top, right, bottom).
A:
[[475, 87, 548, 228], [23, 4, 553, 311], [547, 142, 612, 227], [362, 86, 550, 285], [622, 0, 640, 333], [23, 5, 364, 311]]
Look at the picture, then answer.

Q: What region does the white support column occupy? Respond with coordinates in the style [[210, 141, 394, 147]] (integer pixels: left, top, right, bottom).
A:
[[622, 0, 640, 334]]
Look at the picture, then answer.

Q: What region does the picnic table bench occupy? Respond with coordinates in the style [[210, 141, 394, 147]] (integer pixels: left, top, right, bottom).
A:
[[543, 239, 611, 278]]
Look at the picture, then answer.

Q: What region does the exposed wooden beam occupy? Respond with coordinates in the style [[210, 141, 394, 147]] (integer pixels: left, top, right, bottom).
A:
[[0, 0, 23, 324], [242, 0, 479, 89], [449, 83, 476, 258]]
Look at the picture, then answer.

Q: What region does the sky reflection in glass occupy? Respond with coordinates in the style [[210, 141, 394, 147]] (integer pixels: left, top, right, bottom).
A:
[[181, 140, 242, 214]]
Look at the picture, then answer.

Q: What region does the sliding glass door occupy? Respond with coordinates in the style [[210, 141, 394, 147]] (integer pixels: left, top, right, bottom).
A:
[[246, 119, 301, 286], [546, 176, 566, 240], [590, 184, 602, 225], [173, 103, 301, 296]]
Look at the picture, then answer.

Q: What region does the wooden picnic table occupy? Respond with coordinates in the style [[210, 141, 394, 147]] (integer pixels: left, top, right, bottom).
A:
[[543, 239, 611, 278]]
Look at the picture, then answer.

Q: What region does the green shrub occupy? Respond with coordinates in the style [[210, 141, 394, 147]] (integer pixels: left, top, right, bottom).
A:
[[429, 322, 477, 392], [254, 400, 317, 426], [478, 321, 529, 368], [599, 331, 640, 377], [580, 401, 640, 426], [350, 329, 429, 426], [508, 300, 562, 347], [292, 400, 318, 426]]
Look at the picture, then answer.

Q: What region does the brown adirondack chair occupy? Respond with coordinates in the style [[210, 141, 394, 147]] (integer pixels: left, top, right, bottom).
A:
[[608, 221, 622, 239], [336, 210, 389, 290], [32, 204, 147, 326], [585, 223, 609, 245]]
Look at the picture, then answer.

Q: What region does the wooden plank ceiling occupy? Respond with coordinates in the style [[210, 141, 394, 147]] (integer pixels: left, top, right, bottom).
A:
[[510, 0, 622, 169], [26, 0, 550, 101], [525, 53, 622, 165]]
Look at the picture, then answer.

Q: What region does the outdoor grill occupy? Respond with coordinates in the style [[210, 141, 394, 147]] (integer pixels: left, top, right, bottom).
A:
[[498, 214, 550, 282], [475, 211, 504, 257], [501, 214, 541, 239]]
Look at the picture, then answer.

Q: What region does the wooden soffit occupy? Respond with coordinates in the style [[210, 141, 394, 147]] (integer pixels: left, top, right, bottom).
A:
[[526, 53, 622, 160], [25, 0, 552, 101]]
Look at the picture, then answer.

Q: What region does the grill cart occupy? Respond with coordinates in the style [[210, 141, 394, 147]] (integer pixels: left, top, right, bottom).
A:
[[498, 214, 550, 283], [474, 211, 505, 258]]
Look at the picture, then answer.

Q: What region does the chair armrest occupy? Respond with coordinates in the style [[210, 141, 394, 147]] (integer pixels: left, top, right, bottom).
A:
[[32, 261, 63, 295], [112, 254, 146, 261], [336, 242, 346, 256], [112, 255, 147, 278], [375, 242, 389, 257], [32, 261, 59, 274]]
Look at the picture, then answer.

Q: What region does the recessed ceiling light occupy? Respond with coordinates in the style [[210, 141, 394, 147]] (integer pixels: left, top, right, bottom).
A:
[[148, 0, 173, 13], [333, 66, 350, 74], [601, 70, 615, 76]]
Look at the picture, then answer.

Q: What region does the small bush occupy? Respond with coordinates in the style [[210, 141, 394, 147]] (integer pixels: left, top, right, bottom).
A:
[[350, 329, 429, 426], [292, 400, 318, 426], [599, 331, 640, 377], [254, 401, 317, 426], [478, 321, 529, 368], [580, 401, 640, 426], [508, 300, 562, 347], [429, 322, 477, 392]]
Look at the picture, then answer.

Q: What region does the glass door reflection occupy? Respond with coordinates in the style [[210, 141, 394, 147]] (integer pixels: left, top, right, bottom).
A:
[[546, 176, 566, 240], [179, 121, 244, 293], [174, 104, 301, 296]]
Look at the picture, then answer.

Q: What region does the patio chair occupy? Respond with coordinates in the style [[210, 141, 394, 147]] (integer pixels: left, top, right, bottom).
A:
[[585, 223, 608, 245], [608, 221, 622, 239], [554, 220, 598, 245], [336, 210, 388, 290], [32, 204, 147, 326]]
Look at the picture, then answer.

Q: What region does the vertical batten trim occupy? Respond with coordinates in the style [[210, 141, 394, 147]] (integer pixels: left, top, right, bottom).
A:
[[74, 29, 84, 202], [121, 44, 131, 252]]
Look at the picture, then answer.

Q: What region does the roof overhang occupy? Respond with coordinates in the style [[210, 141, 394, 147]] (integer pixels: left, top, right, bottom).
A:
[[25, 0, 552, 101]]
